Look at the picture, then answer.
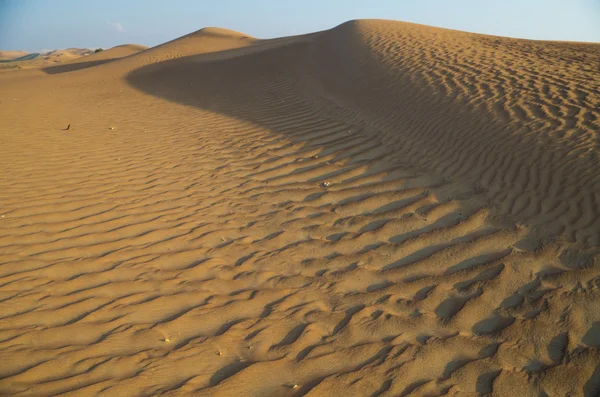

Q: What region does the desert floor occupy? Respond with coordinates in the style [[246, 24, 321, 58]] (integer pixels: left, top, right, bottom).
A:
[[0, 20, 599, 396]]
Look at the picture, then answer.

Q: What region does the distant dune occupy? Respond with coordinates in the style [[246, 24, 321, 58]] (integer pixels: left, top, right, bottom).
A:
[[0, 48, 89, 71], [0, 20, 599, 397], [0, 45, 146, 71], [43, 47, 94, 60], [42, 44, 148, 74], [0, 50, 29, 61]]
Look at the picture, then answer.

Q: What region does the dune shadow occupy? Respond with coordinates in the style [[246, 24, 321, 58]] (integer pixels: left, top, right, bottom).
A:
[[125, 37, 313, 111], [583, 322, 600, 348], [124, 21, 600, 255], [584, 361, 600, 397], [209, 361, 253, 387], [119, 25, 485, 202], [123, 24, 600, 396], [43, 58, 119, 74]]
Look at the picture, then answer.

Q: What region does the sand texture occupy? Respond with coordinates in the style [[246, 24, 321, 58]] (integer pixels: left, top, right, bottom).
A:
[[0, 20, 599, 396]]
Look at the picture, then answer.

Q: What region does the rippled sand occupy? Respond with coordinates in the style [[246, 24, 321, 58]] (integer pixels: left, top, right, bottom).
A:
[[1, 20, 599, 396]]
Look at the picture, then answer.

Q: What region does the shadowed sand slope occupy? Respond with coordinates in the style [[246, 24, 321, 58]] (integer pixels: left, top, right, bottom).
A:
[[0, 19, 599, 396]]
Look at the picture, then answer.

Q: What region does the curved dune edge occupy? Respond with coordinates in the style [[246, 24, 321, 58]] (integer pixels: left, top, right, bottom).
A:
[[0, 19, 599, 396]]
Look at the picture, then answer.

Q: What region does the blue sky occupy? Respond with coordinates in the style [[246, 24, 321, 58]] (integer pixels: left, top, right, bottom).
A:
[[1, 0, 599, 52]]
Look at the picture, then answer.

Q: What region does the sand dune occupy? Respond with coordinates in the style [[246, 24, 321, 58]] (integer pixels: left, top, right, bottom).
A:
[[65, 45, 148, 64], [0, 48, 92, 71], [42, 45, 148, 74], [0, 46, 146, 72], [0, 51, 29, 61], [44, 48, 94, 60], [0, 19, 599, 396]]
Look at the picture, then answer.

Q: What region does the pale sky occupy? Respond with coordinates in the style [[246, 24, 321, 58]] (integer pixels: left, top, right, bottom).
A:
[[1, 0, 599, 52]]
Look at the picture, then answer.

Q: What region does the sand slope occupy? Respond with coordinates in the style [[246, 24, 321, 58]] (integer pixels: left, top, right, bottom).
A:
[[0, 20, 599, 396]]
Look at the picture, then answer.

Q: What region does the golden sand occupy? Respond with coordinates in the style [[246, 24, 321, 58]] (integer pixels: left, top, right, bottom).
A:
[[0, 20, 599, 396]]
